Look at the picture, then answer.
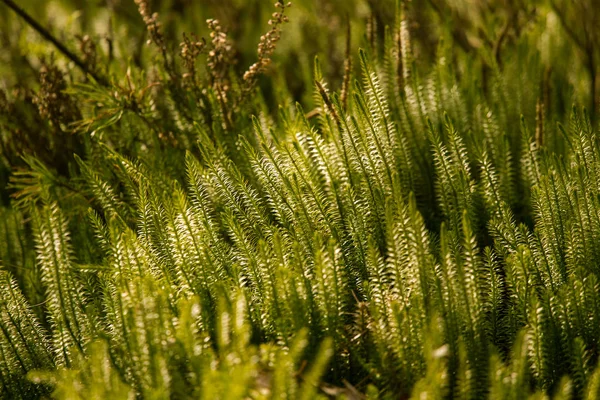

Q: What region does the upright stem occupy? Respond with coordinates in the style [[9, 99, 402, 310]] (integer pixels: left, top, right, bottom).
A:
[[1, 0, 107, 85], [589, 54, 597, 121]]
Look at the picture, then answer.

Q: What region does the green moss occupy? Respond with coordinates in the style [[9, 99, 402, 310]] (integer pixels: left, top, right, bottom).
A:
[[1, 0, 600, 398]]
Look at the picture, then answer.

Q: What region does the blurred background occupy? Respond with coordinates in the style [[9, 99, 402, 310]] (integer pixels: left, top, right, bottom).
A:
[[1, 0, 598, 112]]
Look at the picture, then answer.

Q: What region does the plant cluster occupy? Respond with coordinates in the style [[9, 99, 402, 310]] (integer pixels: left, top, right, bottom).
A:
[[1, 0, 600, 399]]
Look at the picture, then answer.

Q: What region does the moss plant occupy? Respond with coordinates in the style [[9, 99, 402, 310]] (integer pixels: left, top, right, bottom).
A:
[[1, 0, 600, 398]]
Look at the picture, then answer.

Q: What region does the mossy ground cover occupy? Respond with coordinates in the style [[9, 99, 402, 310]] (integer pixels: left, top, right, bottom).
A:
[[1, 0, 600, 398]]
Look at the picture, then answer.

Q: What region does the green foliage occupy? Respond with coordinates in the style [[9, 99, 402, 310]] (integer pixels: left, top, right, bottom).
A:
[[1, 0, 600, 398]]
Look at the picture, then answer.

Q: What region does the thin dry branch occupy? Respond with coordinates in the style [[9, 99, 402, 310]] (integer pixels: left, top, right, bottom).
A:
[[1, 0, 107, 85]]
